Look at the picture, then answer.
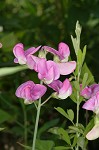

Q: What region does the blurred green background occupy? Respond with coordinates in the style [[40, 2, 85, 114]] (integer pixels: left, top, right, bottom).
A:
[[0, 0, 99, 149]]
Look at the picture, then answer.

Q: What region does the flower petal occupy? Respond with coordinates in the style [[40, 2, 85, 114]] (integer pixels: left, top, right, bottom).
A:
[[48, 80, 62, 92], [82, 96, 96, 111], [86, 124, 99, 140], [25, 46, 41, 56], [57, 61, 76, 75], [58, 42, 70, 61]]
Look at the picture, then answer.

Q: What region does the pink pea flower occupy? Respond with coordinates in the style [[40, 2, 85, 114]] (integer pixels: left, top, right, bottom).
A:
[[82, 91, 99, 115], [81, 84, 99, 99], [48, 78, 72, 99], [43, 42, 76, 75], [43, 42, 70, 62], [15, 81, 47, 104], [37, 59, 60, 84], [13, 43, 41, 65]]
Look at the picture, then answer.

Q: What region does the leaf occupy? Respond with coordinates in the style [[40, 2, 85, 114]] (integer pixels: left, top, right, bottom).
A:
[[17, 142, 31, 150], [72, 135, 77, 147], [72, 81, 80, 91], [82, 73, 88, 89], [38, 118, 59, 138], [84, 118, 94, 136], [54, 146, 71, 150], [35, 140, 54, 150], [0, 109, 11, 123], [81, 63, 94, 85], [77, 137, 85, 150], [0, 65, 27, 77], [77, 49, 83, 67], [0, 128, 5, 131], [55, 107, 69, 120], [67, 109, 74, 122], [58, 128, 71, 145], [82, 45, 87, 65]]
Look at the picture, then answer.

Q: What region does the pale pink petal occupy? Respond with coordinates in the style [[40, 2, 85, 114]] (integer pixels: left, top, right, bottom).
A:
[[25, 46, 41, 56], [48, 80, 62, 92], [86, 124, 99, 140], [27, 55, 42, 71], [58, 42, 70, 61], [47, 61, 60, 80], [13, 46, 26, 64], [43, 46, 59, 56], [80, 87, 92, 99], [15, 81, 35, 99], [57, 61, 76, 75], [31, 84, 47, 100], [58, 79, 72, 99], [37, 58, 48, 75], [90, 84, 99, 97], [82, 96, 96, 111]]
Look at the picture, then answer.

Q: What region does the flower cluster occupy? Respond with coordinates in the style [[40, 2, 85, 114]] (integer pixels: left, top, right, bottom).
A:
[[13, 42, 76, 104], [81, 84, 99, 140]]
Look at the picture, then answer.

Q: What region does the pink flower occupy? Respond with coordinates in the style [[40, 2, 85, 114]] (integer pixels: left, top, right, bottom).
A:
[[48, 78, 72, 99], [82, 91, 99, 115], [37, 59, 60, 84], [13, 43, 41, 65], [43, 42, 76, 75], [15, 81, 47, 104], [43, 42, 70, 62], [81, 84, 99, 99]]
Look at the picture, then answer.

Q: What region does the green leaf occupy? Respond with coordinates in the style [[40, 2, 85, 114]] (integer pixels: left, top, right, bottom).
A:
[[77, 49, 82, 67], [84, 118, 94, 136], [0, 128, 5, 131], [67, 109, 74, 122], [82, 45, 87, 65], [69, 125, 84, 134], [54, 146, 71, 150], [82, 73, 88, 89], [77, 137, 85, 150], [81, 63, 94, 85], [38, 118, 59, 138], [0, 65, 27, 77], [72, 135, 77, 147], [0, 109, 11, 124], [55, 107, 69, 120], [36, 140, 54, 150], [58, 128, 71, 145], [72, 81, 80, 91], [17, 142, 31, 150]]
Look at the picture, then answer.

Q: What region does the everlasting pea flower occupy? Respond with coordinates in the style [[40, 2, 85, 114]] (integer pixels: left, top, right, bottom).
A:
[[81, 84, 99, 99], [43, 42, 70, 62], [15, 81, 47, 104], [48, 78, 72, 99], [37, 59, 60, 84], [43, 42, 76, 75], [13, 43, 41, 65]]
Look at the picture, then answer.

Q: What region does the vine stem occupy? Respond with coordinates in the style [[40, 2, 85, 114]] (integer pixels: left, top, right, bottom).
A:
[[76, 65, 81, 150], [32, 96, 41, 150]]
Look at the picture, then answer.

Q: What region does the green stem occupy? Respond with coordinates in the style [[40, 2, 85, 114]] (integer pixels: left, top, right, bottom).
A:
[[21, 102, 28, 148], [76, 66, 80, 150], [32, 97, 41, 150], [41, 94, 52, 106]]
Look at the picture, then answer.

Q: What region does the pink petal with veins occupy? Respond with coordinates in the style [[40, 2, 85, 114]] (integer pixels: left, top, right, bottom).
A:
[[57, 61, 76, 75]]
